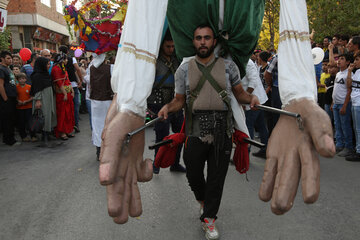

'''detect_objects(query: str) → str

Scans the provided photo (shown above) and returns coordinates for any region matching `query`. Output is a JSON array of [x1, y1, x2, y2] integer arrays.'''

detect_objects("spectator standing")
[[30, 57, 57, 146], [264, 54, 282, 134], [83, 58, 92, 130], [59, 46, 84, 133], [348, 36, 360, 55], [40, 49, 53, 74], [16, 73, 36, 142], [345, 52, 360, 161], [12, 64, 21, 77], [323, 36, 331, 61], [324, 62, 338, 123], [241, 59, 268, 158], [318, 59, 330, 109], [0, 51, 18, 145], [21, 53, 38, 85], [12, 54, 23, 67], [332, 53, 354, 157], [51, 53, 75, 140]]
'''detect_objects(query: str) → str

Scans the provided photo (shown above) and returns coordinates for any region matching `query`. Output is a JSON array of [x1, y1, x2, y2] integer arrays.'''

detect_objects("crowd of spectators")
[[249, 34, 360, 161], [0, 46, 95, 147]]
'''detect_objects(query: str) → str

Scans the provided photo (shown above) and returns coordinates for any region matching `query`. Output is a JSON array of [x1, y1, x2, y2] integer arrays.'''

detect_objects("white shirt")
[[71, 57, 79, 88], [333, 69, 351, 104], [241, 59, 268, 110], [351, 69, 360, 106]]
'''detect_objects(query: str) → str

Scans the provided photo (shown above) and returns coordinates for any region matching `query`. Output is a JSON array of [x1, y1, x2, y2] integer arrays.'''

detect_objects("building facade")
[[6, 0, 70, 53]]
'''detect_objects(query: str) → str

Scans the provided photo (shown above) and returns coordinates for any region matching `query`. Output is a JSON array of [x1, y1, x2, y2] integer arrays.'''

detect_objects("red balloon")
[[19, 48, 32, 62]]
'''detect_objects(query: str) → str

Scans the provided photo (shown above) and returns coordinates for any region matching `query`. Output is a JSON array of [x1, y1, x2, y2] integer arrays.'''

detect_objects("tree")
[[0, 28, 11, 52], [258, 0, 280, 51], [307, 0, 360, 43]]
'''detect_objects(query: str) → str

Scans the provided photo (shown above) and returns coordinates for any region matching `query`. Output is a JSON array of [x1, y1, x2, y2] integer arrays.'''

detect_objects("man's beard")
[[196, 45, 215, 58]]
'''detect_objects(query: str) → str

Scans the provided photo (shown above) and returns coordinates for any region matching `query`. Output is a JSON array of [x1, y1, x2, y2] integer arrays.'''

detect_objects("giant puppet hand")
[[99, 95, 153, 224], [258, 98, 335, 215]]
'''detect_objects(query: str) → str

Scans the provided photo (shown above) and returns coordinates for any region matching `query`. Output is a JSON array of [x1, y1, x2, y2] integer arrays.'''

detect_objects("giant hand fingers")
[[299, 138, 320, 203]]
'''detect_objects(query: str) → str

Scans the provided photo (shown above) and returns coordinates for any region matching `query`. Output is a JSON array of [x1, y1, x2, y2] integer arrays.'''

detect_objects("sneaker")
[[337, 148, 353, 157], [345, 153, 360, 162], [170, 164, 186, 173], [31, 137, 38, 142], [202, 218, 219, 240], [22, 137, 31, 142], [252, 148, 267, 159], [153, 166, 160, 174]]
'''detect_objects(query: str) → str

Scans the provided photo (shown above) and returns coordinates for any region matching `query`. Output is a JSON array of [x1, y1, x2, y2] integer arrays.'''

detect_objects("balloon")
[[312, 47, 325, 65], [19, 48, 32, 62], [74, 49, 83, 58]]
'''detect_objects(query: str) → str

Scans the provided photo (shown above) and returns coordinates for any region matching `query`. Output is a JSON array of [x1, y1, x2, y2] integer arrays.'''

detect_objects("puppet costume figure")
[[100, 0, 335, 238], [89, 53, 114, 160]]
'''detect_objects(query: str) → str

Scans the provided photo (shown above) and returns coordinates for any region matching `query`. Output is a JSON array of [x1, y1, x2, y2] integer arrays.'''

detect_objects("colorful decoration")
[[74, 48, 83, 57], [19, 48, 32, 62], [64, 0, 128, 55]]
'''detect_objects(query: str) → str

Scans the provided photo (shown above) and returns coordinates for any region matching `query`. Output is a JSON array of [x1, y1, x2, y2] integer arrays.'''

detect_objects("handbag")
[[30, 109, 45, 133]]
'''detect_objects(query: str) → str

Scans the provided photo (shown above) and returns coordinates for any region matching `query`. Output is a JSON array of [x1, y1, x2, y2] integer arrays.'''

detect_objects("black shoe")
[[336, 147, 344, 153], [252, 148, 267, 159], [96, 147, 101, 161], [345, 153, 360, 162], [170, 164, 186, 173], [74, 126, 80, 133]]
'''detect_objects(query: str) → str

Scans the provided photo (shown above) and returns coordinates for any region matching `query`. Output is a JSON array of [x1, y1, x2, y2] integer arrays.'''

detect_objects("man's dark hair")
[[0, 50, 12, 59], [352, 36, 360, 48], [163, 29, 173, 42], [259, 51, 271, 62], [333, 34, 341, 40], [12, 54, 21, 59], [339, 53, 354, 63], [59, 45, 69, 54], [340, 35, 350, 42], [15, 72, 27, 80], [193, 23, 215, 38], [324, 36, 332, 42], [12, 64, 21, 69], [30, 53, 38, 62]]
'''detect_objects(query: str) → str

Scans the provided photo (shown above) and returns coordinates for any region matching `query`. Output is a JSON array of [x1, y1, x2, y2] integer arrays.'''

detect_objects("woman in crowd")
[[30, 57, 57, 145], [51, 53, 75, 140]]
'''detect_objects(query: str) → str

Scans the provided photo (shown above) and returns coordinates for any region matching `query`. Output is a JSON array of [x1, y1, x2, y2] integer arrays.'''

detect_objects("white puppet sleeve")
[[278, 0, 317, 106], [111, 0, 168, 117]]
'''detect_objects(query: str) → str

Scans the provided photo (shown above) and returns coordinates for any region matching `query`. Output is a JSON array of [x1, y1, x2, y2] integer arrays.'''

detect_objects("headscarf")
[[30, 57, 52, 96], [53, 52, 67, 74]]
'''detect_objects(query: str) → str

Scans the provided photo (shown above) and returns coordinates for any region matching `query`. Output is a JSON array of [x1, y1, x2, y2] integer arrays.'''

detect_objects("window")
[[41, 0, 51, 7], [56, 0, 63, 14]]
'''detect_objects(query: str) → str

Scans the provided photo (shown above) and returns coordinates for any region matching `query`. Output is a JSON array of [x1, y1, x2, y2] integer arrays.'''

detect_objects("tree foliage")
[[258, 0, 280, 51], [0, 28, 11, 52], [307, 0, 360, 43]]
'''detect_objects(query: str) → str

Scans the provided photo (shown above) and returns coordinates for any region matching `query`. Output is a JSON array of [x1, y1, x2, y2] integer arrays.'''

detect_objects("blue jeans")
[[86, 99, 92, 130], [333, 103, 353, 149], [324, 104, 333, 123], [245, 109, 268, 148], [271, 86, 282, 130], [352, 105, 360, 153], [73, 87, 80, 127]]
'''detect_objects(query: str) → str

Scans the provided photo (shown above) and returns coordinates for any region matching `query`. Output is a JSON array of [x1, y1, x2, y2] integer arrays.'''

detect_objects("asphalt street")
[[1, 115, 360, 240]]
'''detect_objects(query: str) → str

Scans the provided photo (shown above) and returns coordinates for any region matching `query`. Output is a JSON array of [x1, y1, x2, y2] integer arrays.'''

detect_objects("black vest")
[[65, 57, 78, 83]]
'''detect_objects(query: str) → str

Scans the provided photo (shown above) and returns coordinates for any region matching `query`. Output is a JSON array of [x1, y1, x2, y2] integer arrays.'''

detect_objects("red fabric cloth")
[[232, 129, 250, 174], [154, 119, 186, 168], [51, 65, 75, 137]]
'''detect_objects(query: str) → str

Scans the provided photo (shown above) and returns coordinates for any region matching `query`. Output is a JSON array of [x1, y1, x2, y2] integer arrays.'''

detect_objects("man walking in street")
[[0, 51, 19, 146], [148, 30, 186, 174], [158, 24, 259, 240]]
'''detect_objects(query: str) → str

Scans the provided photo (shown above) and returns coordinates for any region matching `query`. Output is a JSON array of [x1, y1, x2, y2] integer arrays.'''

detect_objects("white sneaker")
[[202, 218, 219, 240]]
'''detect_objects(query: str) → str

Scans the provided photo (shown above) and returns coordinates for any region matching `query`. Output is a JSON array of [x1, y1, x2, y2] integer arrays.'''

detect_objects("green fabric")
[[167, 0, 264, 78]]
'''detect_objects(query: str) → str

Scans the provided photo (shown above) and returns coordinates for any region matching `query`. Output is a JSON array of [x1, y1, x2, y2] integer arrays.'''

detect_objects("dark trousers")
[[183, 136, 232, 221], [1, 97, 17, 145], [149, 103, 184, 166], [17, 108, 35, 139], [73, 87, 80, 127], [270, 86, 282, 133], [245, 109, 268, 147]]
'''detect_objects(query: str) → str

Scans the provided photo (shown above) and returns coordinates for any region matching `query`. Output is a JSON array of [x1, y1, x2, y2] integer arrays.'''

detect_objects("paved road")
[[1, 115, 360, 240]]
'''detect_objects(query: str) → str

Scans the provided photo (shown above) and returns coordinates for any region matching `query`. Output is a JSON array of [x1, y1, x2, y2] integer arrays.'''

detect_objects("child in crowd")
[[332, 53, 354, 157], [12, 64, 21, 78], [324, 62, 338, 122], [16, 73, 36, 142], [318, 59, 330, 108], [346, 52, 360, 161]]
